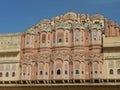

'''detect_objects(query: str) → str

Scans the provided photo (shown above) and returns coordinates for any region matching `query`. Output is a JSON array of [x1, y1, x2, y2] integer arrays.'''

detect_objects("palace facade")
[[0, 12, 120, 84]]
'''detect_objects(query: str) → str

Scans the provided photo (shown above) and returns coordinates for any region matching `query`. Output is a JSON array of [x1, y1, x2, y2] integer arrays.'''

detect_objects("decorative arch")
[[99, 62, 103, 76], [93, 61, 99, 71], [21, 64, 27, 80], [27, 64, 31, 80], [54, 58, 63, 69], [25, 34, 34, 48], [92, 61, 100, 79], [64, 60, 69, 77], [74, 29, 80, 42], [43, 62, 50, 80], [57, 29, 64, 43], [41, 33, 46, 43], [73, 60, 80, 75], [54, 58, 63, 79], [38, 62, 44, 69], [84, 61, 91, 79], [81, 61, 85, 76]]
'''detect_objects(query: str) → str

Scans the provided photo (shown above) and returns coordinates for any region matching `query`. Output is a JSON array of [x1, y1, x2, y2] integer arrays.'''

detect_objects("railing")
[[0, 79, 120, 86]]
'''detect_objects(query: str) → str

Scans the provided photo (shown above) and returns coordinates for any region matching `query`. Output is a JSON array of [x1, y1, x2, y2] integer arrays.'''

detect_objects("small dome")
[[81, 14, 86, 19], [64, 12, 77, 20], [91, 14, 104, 20], [39, 19, 50, 24]]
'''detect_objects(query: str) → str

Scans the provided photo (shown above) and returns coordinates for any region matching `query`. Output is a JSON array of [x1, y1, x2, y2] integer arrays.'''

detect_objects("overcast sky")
[[0, 0, 120, 33]]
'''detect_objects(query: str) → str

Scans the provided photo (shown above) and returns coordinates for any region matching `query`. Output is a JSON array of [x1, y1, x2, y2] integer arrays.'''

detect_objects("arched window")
[[109, 69, 114, 74], [36, 72, 38, 75], [42, 34, 46, 43], [40, 71, 43, 75], [45, 72, 48, 75], [57, 69, 61, 75], [65, 70, 68, 74], [51, 70, 54, 75], [0, 72, 2, 77], [95, 71, 98, 74], [75, 70, 79, 74], [23, 73, 26, 76], [12, 72, 15, 77], [81, 71, 84, 74], [58, 38, 62, 43], [57, 31, 63, 43], [75, 32, 80, 42], [117, 69, 120, 74], [6, 72, 9, 77]]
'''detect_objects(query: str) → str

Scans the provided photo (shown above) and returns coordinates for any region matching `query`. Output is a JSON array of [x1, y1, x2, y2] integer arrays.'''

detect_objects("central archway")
[[54, 58, 63, 79]]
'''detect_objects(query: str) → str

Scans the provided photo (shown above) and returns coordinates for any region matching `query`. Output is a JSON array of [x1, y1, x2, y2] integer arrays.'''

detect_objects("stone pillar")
[[92, 62, 94, 81], [62, 61, 64, 80], [98, 63, 100, 80], [44, 63, 45, 80]]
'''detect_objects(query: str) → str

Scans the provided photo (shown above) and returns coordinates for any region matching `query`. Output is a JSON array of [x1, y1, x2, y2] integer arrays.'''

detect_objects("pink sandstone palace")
[[0, 12, 120, 84]]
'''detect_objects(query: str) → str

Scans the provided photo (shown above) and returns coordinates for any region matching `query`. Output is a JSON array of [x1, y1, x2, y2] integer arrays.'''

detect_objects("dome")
[[63, 12, 77, 20]]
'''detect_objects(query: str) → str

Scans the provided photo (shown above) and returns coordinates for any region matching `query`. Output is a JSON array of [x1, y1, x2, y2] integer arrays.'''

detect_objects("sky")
[[0, 0, 120, 34]]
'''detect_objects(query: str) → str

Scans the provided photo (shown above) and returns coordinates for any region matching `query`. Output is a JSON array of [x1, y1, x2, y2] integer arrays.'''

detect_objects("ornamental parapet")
[[25, 12, 106, 34]]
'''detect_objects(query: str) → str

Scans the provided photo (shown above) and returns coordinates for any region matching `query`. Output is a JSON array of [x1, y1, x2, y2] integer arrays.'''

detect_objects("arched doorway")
[[54, 59, 63, 79]]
